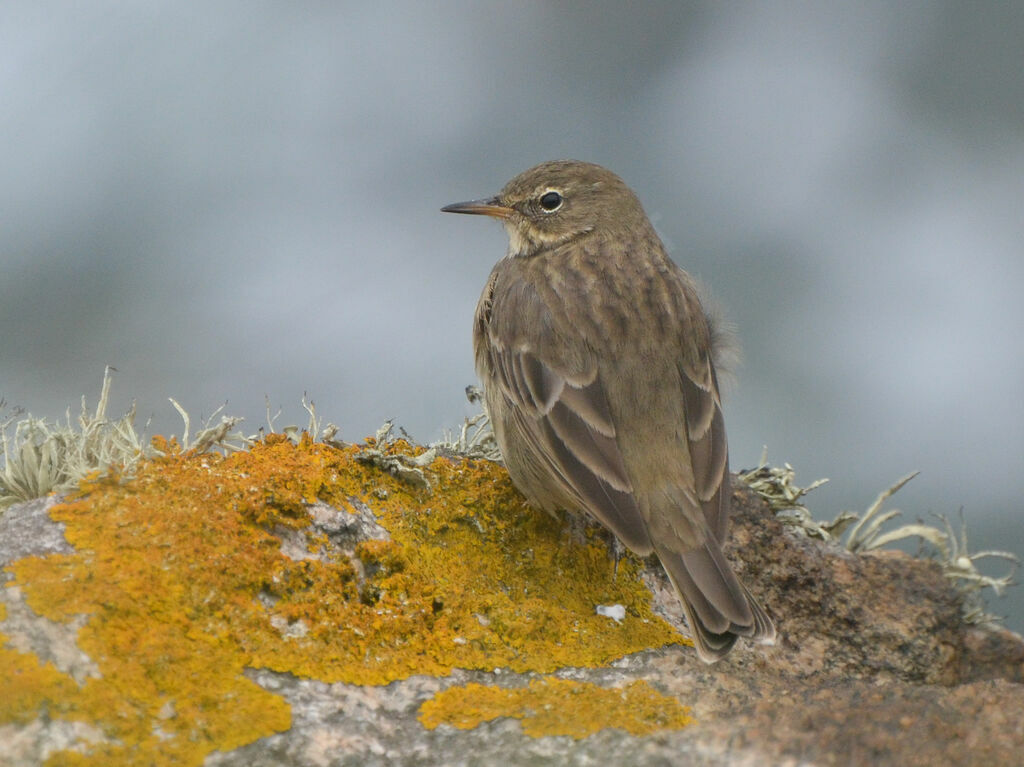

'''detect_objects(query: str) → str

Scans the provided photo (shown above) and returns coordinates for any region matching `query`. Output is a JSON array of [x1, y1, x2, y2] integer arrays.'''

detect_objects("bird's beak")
[[441, 196, 514, 220]]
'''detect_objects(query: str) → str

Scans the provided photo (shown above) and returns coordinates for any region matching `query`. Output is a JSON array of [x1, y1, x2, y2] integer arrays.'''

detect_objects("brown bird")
[[442, 160, 774, 662]]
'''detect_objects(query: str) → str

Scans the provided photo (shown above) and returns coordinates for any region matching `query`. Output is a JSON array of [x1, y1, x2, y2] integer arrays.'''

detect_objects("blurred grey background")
[[2, 3, 1022, 632]]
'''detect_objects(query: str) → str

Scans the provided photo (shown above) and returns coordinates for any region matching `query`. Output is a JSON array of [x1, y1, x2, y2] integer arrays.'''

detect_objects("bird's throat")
[[503, 222, 593, 260]]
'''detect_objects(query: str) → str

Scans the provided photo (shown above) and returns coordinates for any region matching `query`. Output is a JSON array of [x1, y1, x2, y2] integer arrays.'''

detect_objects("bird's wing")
[[678, 353, 730, 542], [488, 340, 653, 554]]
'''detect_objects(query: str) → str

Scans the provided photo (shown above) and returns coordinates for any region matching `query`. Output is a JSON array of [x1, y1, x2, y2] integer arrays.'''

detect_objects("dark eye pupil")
[[539, 191, 562, 211]]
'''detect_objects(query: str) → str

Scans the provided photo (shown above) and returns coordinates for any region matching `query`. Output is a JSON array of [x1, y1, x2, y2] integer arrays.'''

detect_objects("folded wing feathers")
[[679, 358, 729, 504], [489, 340, 772, 663], [519, 351, 564, 413], [495, 346, 651, 552], [539, 415, 651, 552]]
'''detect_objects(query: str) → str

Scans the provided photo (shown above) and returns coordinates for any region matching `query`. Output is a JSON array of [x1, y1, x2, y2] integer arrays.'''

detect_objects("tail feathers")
[[657, 541, 775, 663], [740, 583, 776, 646]]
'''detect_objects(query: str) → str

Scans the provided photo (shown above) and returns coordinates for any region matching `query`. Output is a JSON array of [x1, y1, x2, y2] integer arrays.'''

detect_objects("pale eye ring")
[[539, 190, 563, 212]]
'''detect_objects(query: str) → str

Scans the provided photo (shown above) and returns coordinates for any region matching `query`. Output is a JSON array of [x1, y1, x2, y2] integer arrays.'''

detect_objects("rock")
[[1, 439, 1021, 766]]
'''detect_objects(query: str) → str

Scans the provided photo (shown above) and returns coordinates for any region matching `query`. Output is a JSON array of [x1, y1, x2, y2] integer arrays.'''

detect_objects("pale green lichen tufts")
[[842, 471, 922, 552], [1, 367, 250, 510], [261, 394, 345, 448], [0, 367, 145, 508], [164, 398, 250, 454], [842, 474, 1019, 625]]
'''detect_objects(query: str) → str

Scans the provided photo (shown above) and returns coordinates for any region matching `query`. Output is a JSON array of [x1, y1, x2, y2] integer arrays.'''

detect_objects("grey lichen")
[[354, 421, 436, 491], [433, 385, 502, 463], [736, 452, 849, 540]]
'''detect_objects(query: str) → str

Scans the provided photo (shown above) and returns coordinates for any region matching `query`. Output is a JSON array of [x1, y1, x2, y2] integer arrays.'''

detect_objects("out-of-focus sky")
[[2, 2, 1022, 632]]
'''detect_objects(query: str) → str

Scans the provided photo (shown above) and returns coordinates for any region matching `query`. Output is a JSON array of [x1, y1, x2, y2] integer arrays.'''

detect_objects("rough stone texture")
[[723, 486, 969, 685], [2, 480, 1023, 766], [0, 495, 73, 561]]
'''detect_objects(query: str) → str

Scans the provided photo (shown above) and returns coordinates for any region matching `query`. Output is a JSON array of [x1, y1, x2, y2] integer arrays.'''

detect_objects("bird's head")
[[442, 160, 647, 258]]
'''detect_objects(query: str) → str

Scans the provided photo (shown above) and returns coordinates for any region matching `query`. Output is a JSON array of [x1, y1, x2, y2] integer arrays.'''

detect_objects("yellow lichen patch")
[[418, 676, 694, 739], [2, 435, 683, 765]]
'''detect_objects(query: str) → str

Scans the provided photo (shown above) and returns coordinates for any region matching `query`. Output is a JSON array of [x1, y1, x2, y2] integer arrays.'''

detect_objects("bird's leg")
[[610, 535, 626, 582], [563, 512, 625, 581], [563, 509, 590, 547]]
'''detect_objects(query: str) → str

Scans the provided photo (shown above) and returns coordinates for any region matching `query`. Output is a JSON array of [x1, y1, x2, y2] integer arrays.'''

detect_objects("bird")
[[441, 160, 774, 662]]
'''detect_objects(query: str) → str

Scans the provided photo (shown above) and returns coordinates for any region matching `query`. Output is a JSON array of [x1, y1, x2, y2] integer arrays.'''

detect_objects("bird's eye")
[[539, 191, 563, 212]]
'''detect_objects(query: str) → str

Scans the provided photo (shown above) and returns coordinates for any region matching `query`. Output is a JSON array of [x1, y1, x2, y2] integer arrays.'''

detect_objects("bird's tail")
[[655, 540, 775, 663]]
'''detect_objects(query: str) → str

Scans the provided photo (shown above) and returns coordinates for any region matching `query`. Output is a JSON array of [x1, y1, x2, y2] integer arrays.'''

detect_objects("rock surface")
[[2, 449, 1022, 767]]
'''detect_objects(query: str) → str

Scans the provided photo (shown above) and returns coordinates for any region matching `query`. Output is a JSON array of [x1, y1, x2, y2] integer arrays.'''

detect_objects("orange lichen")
[[418, 676, 694, 739], [2, 434, 684, 765]]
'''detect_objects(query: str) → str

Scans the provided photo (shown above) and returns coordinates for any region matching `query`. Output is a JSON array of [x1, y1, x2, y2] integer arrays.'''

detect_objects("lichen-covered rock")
[[1, 435, 1022, 766]]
